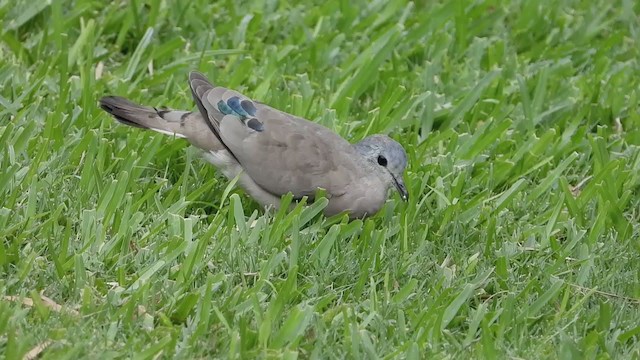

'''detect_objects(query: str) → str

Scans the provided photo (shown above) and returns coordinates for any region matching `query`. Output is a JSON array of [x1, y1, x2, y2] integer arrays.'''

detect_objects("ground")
[[1, 0, 639, 358]]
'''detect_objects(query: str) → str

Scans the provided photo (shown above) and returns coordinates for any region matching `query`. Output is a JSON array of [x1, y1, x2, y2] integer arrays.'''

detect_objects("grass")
[[1, 0, 640, 358]]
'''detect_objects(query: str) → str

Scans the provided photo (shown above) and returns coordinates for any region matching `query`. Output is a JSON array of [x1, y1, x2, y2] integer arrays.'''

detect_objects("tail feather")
[[99, 96, 225, 151], [99, 96, 191, 138]]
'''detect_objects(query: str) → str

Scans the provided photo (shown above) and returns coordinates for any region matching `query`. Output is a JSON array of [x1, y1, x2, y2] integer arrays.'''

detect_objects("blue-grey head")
[[353, 134, 409, 201]]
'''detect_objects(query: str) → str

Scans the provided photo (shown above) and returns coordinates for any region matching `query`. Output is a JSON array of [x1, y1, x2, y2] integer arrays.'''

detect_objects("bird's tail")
[[99, 96, 193, 138], [99, 96, 225, 151]]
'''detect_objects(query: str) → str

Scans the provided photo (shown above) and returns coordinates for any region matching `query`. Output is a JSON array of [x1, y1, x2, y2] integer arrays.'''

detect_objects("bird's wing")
[[188, 71, 365, 198]]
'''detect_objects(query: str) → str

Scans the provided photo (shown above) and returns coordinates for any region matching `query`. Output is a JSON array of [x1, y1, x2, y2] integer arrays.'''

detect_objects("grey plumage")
[[99, 71, 408, 218]]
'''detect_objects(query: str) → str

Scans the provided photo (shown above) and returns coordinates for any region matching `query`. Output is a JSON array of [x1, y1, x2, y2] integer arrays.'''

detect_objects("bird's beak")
[[392, 175, 409, 201]]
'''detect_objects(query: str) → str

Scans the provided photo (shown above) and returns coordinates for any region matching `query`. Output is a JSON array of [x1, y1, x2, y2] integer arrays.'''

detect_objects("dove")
[[99, 71, 408, 218]]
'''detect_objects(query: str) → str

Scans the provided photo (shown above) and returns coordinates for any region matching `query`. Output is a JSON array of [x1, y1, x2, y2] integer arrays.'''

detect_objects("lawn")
[[1, 0, 640, 358]]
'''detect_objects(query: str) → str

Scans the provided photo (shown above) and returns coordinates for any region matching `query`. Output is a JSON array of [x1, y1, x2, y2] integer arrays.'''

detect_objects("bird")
[[99, 71, 408, 219]]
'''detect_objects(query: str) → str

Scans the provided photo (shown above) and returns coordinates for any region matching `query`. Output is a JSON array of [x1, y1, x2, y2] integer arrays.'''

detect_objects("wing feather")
[[188, 71, 365, 198]]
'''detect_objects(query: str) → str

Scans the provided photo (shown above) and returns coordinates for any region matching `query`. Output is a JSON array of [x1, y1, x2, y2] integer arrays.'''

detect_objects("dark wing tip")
[[188, 70, 204, 79], [188, 71, 211, 85], [188, 71, 215, 97]]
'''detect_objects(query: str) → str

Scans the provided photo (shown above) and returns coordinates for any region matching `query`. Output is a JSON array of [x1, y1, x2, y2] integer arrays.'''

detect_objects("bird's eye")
[[377, 155, 388, 167]]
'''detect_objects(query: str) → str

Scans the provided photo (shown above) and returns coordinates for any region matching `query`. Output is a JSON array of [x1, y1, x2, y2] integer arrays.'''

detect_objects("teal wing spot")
[[217, 100, 234, 115]]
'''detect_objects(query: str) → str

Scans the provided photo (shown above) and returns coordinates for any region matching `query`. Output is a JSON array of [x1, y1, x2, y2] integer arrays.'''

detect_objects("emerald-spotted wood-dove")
[[99, 72, 408, 218]]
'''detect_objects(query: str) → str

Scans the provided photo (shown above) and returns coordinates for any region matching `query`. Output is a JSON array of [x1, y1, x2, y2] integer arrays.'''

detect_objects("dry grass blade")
[[5, 295, 80, 316], [23, 340, 53, 360]]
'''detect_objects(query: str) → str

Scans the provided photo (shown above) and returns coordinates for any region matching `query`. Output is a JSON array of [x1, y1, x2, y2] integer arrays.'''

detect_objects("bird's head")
[[354, 135, 409, 201]]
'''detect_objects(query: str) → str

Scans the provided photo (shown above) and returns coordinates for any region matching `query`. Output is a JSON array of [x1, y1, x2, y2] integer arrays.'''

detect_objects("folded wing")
[[188, 72, 363, 199]]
